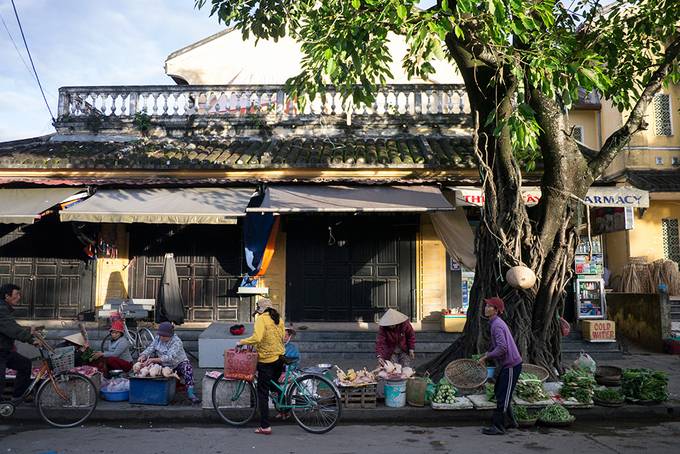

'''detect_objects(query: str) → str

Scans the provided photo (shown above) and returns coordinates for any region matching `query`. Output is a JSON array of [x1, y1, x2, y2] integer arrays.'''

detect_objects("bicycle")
[[100, 300, 155, 361], [0, 334, 98, 428], [211, 358, 342, 434]]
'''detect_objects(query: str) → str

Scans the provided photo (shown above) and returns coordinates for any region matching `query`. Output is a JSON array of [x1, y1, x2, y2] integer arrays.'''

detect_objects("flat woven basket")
[[595, 365, 622, 379], [444, 359, 487, 389], [522, 364, 550, 382]]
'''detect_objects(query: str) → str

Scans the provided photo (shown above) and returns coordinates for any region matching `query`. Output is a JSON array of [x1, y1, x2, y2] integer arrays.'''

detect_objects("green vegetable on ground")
[[622, 368, 668, 402], [538, 404, 573, 423], [560, 368, 596, 403], [433, 378, 458, 405], [594, 388, 623, 402], [514, 405, 535, 421], [516, 373, 548, 402], [485, 383, 496, 402]]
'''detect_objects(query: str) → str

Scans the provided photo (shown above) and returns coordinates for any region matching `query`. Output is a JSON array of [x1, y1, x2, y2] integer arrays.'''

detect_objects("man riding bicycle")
[[0, 284, 39, 401]]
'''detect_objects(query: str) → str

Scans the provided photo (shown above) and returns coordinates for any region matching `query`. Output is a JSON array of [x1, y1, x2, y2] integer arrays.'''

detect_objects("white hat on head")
[[256, 298, 273, 314], [63, 333, 87, 346], [378, 309, 409, 327]]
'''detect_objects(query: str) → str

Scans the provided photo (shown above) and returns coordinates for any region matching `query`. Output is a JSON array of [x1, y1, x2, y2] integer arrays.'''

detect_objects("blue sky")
[[0, 0, 225, 141]]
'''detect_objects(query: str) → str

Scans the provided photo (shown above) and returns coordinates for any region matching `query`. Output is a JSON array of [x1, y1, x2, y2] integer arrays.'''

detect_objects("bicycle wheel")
[[286, 374, 342, 434], [136, 328, 154, 355], [99, 334, 111, 352], [36, 372, 98, 428], [212, 374, 258, 426]]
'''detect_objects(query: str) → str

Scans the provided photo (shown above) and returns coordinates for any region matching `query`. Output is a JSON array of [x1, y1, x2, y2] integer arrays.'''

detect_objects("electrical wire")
[[9, 0, 55, 123]]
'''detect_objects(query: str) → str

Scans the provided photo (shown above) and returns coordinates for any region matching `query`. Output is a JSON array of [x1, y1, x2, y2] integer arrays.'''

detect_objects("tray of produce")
[[334, 367, 377, 387], [559, 368, 596, 404], [593, 388, 624, 407], [621, 368, 668, 403], [514, 405, 538, 428], [537, 404, 575, 427]]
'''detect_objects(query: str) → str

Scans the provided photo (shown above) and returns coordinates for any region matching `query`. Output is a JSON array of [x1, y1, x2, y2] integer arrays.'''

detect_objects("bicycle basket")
[[48, 346, 75, 374]]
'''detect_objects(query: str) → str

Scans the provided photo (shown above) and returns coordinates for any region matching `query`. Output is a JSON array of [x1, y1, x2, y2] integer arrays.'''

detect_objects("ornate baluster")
[[459, 90, 466, 113], [414, 89, 422, 115]]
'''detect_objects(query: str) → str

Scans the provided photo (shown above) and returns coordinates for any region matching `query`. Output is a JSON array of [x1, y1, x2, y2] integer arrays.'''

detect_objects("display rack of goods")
[[334, 366, 377, 387], [622, 368, 668, 404], [559, 368, 596, 404]]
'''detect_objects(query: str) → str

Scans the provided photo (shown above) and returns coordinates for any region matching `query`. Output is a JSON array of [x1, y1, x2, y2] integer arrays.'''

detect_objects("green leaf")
[[352, 0, 361, 10], [397, 4, 407, 20]]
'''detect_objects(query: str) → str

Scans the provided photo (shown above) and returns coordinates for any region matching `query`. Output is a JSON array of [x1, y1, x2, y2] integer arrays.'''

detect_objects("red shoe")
[[255, 427, 272, 435]]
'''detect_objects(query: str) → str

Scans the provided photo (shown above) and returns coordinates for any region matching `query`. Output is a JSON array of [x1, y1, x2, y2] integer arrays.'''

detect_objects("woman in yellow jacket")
[[238, 298, 285, 435]]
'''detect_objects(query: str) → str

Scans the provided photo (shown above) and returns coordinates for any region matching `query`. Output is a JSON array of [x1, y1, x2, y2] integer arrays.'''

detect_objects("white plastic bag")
[[573, 352, 596, 373], [102, 377, 130, 392]]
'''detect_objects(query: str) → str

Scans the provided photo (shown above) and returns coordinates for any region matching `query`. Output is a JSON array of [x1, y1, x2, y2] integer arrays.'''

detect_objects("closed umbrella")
[[156, 253, 185, 325]]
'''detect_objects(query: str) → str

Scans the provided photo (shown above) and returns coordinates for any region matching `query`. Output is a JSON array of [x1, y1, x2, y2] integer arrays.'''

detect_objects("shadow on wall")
[[106, 270, 128, 302]]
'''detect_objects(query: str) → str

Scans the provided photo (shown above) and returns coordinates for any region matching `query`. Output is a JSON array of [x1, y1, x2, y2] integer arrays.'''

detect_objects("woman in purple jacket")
[[479, 297, 523, 435]]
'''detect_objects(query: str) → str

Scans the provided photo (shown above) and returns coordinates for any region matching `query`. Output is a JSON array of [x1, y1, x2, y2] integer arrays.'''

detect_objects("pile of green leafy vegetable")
[[516, 372, 549, 402], [538, 404, 573, 423], [593, 388, 624, 402], [560, 368, 596, 403], [514, 405, 536, 421], [485, 383, 496, 402], [433, 378, 458, 404], [622, 368, 668, 402]]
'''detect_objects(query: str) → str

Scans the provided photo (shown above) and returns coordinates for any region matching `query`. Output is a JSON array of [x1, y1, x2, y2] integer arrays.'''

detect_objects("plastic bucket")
[[384, 379, 407, 408], [406, 377, 427, 407], [487, 367, 496, 379]]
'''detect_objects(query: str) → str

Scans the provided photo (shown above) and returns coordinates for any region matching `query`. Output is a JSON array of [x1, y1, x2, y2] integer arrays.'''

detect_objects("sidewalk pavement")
[[8, 349, 680, 425]]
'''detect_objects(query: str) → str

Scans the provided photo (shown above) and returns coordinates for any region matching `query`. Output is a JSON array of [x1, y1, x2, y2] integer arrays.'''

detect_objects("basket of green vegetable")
[[559, 368, 596, 404], [537, 404, 575, 427], [593, 388, 624, 407], [622, 368, 668, 404], [522, 364, 550, 382], [516, 372, 549, 402], [514, 405, 537, 428], [432, 378, 458, 405]]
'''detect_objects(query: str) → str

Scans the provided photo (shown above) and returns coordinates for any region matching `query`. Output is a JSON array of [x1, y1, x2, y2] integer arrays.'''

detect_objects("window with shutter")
[[654, 94, 673, 136], [662, 218, 680, 264]]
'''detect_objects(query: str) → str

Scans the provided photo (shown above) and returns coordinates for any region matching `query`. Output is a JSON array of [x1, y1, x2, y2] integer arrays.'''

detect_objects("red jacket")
[[376, 321, 416, 360]]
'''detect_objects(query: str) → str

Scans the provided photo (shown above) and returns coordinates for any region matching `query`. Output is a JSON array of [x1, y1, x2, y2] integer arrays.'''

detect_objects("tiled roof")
[[627, 170, 680, 192], [0, 135, 476, 170]]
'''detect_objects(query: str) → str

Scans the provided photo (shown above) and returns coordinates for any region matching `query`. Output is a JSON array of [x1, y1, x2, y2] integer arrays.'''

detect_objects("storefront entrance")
[[286, 215, 417, 322], [128, 225, 247, 322], [0, 221, 95, 319]]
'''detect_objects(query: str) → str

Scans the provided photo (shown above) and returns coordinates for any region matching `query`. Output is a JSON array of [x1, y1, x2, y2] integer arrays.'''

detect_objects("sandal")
[[255, 427, 272, 435]]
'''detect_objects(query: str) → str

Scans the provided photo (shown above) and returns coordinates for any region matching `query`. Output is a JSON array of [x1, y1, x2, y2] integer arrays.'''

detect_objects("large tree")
[[197, 0, 680, 374]]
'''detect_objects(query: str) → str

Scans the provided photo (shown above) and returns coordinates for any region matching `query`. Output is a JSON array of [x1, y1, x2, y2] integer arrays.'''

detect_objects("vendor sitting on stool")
[[376, 309, 416, 367], [138, 322, 200, 404], [91, 320, 133, 374]]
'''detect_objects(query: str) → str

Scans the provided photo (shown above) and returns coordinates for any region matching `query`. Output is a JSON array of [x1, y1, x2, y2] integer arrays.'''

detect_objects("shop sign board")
[[452, 187, 649, 208], [581, 320, 616, 342]]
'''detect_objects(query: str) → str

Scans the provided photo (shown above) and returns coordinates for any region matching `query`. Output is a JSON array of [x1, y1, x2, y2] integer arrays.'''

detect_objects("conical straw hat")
[[63, 333, 87, 346], [378, 309, 409, 327]]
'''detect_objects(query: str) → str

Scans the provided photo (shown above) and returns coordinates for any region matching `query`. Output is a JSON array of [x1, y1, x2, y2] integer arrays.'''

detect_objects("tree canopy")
[[196, 0, 680, 373], [196, 0, 679, 170]]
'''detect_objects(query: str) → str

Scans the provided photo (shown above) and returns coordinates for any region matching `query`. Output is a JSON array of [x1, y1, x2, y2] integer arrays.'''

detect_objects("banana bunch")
[[335, 366, 376, 386]]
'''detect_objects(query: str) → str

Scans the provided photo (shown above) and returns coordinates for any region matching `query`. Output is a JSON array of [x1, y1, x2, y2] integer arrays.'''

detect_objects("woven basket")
[[444, 359, 487, 389], [48, 346, 75, 375], [522, 364, 550, 382], [595, 366, 622, 379]]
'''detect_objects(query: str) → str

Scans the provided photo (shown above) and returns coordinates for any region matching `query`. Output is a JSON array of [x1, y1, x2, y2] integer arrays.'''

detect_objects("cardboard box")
[[581, 320, 616, 342], [441, 315, 466, 333]]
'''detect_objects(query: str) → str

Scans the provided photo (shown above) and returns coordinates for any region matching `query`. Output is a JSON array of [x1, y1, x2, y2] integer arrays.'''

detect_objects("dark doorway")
[[286, 215, 417, 322], [128, 224, 246, 322], [0, 221, 95, 319]]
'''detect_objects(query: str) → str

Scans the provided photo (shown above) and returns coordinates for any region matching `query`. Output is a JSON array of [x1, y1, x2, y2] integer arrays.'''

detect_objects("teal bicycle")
[[211, 359, 342, 434]]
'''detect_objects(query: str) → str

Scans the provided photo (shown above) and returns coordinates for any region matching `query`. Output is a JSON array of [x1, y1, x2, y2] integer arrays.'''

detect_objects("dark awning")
[[59, 188, 254, 224], [0, 188, 85, 224], [246, 185, 454, 213]]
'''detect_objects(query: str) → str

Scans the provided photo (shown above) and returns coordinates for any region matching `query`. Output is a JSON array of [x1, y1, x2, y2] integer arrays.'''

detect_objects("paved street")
[[1, 420, 679, 454]]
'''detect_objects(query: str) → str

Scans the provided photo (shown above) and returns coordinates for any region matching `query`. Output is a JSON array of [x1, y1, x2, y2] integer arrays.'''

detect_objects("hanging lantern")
[[506, 266, 537, 289]]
